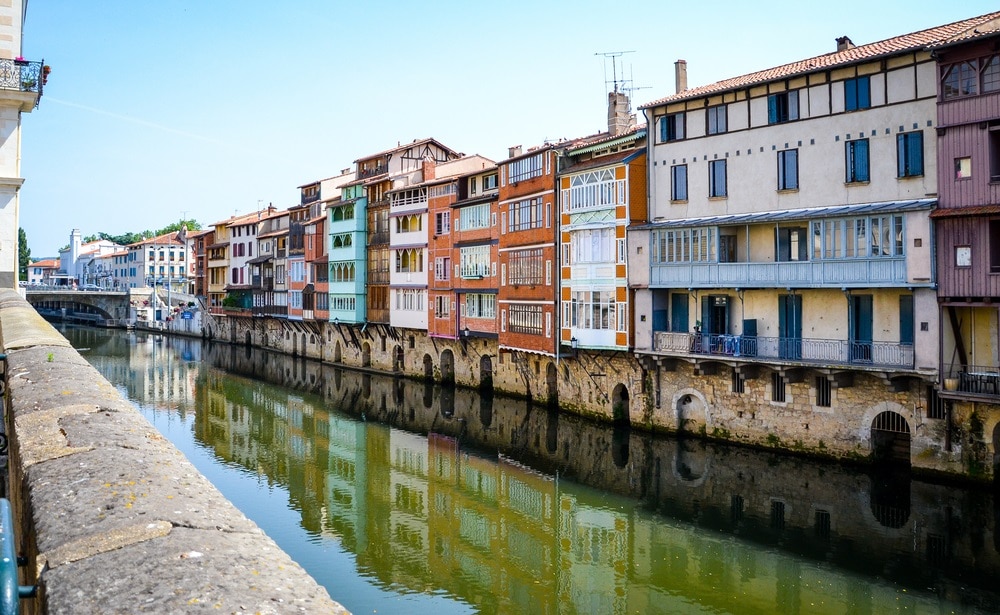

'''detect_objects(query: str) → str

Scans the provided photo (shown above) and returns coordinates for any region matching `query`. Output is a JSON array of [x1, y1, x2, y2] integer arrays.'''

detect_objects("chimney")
[[508, 145, 522, 158], [341, 168, 350, 175], [836, 36, 854, 52], [422, 156, 435, 182], [675, 59, 688, 94], [607, 91, 636, 137]]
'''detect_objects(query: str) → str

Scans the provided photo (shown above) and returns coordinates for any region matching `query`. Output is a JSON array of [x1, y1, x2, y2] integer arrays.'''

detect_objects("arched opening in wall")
[[362, 343, 371, 368], [334, 341, 342, 364], [393, 345, 404, 373], [869, 471, 911, 529], [479, 355, 494, 394], [423, 354, 433, 381], [676, 393, 705, 435], [870, 411, 911, 468], [611, 384, 630, 426], [674, 439, 709, 482], [440, 349, 455, 385], [546, 362, 558, 407], [423, 381, 434, 409], [301, 333, 307, 353], [245, 331, 252, 348]]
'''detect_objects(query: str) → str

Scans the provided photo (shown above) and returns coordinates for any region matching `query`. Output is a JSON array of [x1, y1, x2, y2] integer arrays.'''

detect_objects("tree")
[[17, 227, 29, 280]]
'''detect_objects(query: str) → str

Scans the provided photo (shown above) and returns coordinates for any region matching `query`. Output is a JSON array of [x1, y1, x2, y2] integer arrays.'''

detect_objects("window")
[[434, 257, 450, 281], [771, 372, 786, 402], [707, 105, 727, 135], [508, 153, 544, 183], [508, 197, 544, 231], [777, 149, 798, 190], [563, 169, 622, 211], [459, 203, 491, 230], [508, 248, 543, 285], [657, 112, 685, 143], [508, 304, 543, 335], [330, 263, 355, 282], [483, 174, 498, 190], [395, 288, 424, 311], [470, 177, 478, 194], [844, 76, 870, 111], [652, 228, 716, 263], [460, 245, 491, 278], [845, 139, 869, 183], [942, 60, 978, 99], [732, 370, 745, 394], [569, 290, 616, 330], [671, 164, 688, 201], [395, 214, 422, 233], [434, 295, 450, 318], [897, 132, 924, 178], [767, 91, 799, 124], [709, 159, 727, 197], [815, 376, 832, 407], [991, 130, 1000, 182], [435, 211, 450, 235], [776, 227, 808, 261], [990, 220, 1000, 273], [955, 156, 972, 179], [395, 248, 424, 273], [570, 228, 614, 264], [464, 293, 496, 318], [812, 215, 903, 259]]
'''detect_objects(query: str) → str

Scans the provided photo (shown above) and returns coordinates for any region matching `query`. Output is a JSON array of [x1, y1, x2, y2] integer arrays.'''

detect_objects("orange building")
[[497, 145, 562, 357]]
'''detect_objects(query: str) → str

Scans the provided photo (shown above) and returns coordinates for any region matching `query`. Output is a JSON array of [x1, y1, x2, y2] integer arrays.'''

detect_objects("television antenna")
[[595, 50, 650, 108]]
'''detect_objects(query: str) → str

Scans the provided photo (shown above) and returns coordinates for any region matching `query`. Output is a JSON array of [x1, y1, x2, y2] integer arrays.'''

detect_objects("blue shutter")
[[858, 140, 869, 181], [845, 78, 857, 111], [858, 77, 870, 109], [767, 95, 777, 124], [659, 116, 668, 142], [788, 91, 799, 120], [909, 132, 923, 176]]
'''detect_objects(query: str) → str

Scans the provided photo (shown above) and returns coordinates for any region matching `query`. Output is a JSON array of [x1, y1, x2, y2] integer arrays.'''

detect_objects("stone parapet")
[[0, 290, 347, 614]]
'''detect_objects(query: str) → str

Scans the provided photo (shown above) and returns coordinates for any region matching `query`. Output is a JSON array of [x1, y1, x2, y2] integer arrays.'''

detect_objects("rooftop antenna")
[[595, 50, 634, 93]]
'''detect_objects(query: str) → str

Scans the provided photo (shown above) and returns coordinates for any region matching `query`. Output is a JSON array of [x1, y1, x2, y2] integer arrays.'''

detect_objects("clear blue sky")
[[18, 1, 999, 257]]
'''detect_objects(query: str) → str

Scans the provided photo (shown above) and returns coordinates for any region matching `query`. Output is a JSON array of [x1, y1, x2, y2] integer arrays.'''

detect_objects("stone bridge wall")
[[0, 291, 346, 614]]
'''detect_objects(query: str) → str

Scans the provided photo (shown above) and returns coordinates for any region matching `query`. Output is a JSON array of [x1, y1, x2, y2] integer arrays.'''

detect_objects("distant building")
[[26, 258, 58, 285], [57, 229, 120, 286]]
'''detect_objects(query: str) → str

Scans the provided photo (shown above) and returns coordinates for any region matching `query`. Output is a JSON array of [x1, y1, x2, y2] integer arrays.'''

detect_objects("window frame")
[[767, 90, 799, 124], [708, 159, 727, 198], [845, 138, 870, 183], [670, 164, 688, 201], [657, 112, 686, 143], [896, 131, 924, 178], [777, 149, 799, 191], [844, 76, 871, 111], [706, 105, 727, 135]]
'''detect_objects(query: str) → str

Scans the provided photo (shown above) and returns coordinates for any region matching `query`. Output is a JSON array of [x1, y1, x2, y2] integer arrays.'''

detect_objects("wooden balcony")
[[940, 365, 1000, 401], [652, 331, 914, 369], [650, 258, 908, 289]]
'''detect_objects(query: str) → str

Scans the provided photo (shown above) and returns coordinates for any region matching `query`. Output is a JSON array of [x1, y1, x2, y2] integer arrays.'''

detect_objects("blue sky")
[[18, 1, 999, 256]]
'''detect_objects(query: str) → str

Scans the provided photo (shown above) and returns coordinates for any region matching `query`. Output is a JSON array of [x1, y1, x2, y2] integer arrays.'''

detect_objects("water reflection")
[[69, 327, 1000, 614]]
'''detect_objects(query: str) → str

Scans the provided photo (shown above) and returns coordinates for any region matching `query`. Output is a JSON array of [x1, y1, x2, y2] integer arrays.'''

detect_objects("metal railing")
[[942, 365, 1000, 398], [653, 332, 914, 368], [0, 58, 44, 105]]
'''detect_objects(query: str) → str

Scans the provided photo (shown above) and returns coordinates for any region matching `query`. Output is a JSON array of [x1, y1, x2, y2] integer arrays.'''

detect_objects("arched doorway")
[[479, 355, 493, 393], [362, 342, 371, 368], [546, 362, 558, 406], [612, 383, 630, 426], [675, 391, 707, 435], [393, 345, 404, 373], [870, 411, 911, 467], [440, 349, 455, 385], [333, 341, 342, 364], [423, 354, 433, 381]]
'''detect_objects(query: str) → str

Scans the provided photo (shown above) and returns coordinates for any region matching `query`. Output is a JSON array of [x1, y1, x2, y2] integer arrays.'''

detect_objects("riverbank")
[[0, 290, 348, 613]]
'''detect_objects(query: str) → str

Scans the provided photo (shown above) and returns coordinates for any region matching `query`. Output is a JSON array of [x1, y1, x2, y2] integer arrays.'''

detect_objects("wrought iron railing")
[[653, 332, 914, 368], [941, 365, 1000, 398], [0, 59, 45, 104]]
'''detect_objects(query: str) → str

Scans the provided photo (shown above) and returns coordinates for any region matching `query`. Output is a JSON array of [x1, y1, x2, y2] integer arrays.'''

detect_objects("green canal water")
[[66, 325, 1000, 614]]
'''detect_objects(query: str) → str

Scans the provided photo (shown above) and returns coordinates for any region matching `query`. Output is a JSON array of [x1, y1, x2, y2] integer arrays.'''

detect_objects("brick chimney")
[[422, 156, 435, 182], [836, 36, 854, 52], [607, 91, 636, 137], [675, 59, 687, 94]]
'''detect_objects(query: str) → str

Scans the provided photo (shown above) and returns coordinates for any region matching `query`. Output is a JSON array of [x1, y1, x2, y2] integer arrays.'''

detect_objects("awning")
[[631, 198, 936, 230]]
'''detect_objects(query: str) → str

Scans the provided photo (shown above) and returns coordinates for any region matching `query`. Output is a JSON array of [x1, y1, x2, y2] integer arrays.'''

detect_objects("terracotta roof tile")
[[640, 11, 1000, 109]]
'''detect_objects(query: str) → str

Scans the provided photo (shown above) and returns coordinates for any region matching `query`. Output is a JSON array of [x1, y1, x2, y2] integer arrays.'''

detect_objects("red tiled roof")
[[929, 204, 1000, 218], [352, 138, 459, 164], [30, 258, 59, 268], [640, 11, 1000, 109]]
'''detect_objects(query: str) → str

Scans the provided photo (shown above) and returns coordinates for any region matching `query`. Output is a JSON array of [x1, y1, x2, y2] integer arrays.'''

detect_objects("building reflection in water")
[[72, 327, 1000, 614]]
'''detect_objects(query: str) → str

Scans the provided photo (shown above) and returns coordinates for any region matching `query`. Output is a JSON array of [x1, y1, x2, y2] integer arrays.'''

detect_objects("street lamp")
[[570, 336, 578, 358]]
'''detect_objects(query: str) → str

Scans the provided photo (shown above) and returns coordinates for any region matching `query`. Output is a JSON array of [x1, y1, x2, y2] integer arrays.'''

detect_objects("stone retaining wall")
[[0, 291, 347, 614]]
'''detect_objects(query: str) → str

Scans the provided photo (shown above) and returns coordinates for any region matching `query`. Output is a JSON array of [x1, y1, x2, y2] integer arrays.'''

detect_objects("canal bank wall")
[[202, 310, 999, 481], [0, 291, 348, 614]]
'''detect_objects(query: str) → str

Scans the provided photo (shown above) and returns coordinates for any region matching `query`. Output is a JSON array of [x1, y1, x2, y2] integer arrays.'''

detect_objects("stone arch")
[[870, 409, 911, 467], [333, 341, 342, 364], [868, 471, 911, 529], [362, 342, 371, 368], [672, 439, 711, 486], [673, 388, 709, 434], [611, 383, 630, 426], [546, 362, 558, 406], [393, 345, 404, 373], [301, 333, 307, 354], [423, 354, 433, 381], [440, 349, 455, 385], [479, 355, 493, 393]]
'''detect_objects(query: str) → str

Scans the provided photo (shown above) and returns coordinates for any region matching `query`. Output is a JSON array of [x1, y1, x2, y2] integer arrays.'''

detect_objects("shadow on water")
[[66, 327, 1000, 613]]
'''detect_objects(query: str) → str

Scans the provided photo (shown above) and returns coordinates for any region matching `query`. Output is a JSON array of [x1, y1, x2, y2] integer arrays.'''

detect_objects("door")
[[850, 295, 873, 362], [670, 293, 689, 332], [702, 295, 729, 353], [778, 294, 802, 359], [899, 295, 913, 345]]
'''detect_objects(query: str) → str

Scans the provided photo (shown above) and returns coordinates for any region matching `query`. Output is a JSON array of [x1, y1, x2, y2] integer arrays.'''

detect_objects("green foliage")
[[766, 433, 781, 447], [81, 219, 203, 247], [221, 294, 239, 308], [17, 227, 30, 280]]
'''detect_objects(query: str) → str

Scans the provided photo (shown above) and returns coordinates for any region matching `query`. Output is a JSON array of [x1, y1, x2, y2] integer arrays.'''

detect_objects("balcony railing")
[[653, 332, 914, 369], [942, 365, 1000, 399], [0, 59, 45, 105], [650, 258, 907, 288]]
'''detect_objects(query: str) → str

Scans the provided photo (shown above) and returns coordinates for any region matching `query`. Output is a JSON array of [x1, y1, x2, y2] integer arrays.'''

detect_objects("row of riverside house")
[[193, 11, 1000, 478]]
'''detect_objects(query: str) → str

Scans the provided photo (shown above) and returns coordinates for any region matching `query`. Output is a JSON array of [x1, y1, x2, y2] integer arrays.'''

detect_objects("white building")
[[57, 229, 120, 286], [121, 231, 190, 290], [0, 0, 41, 288]]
